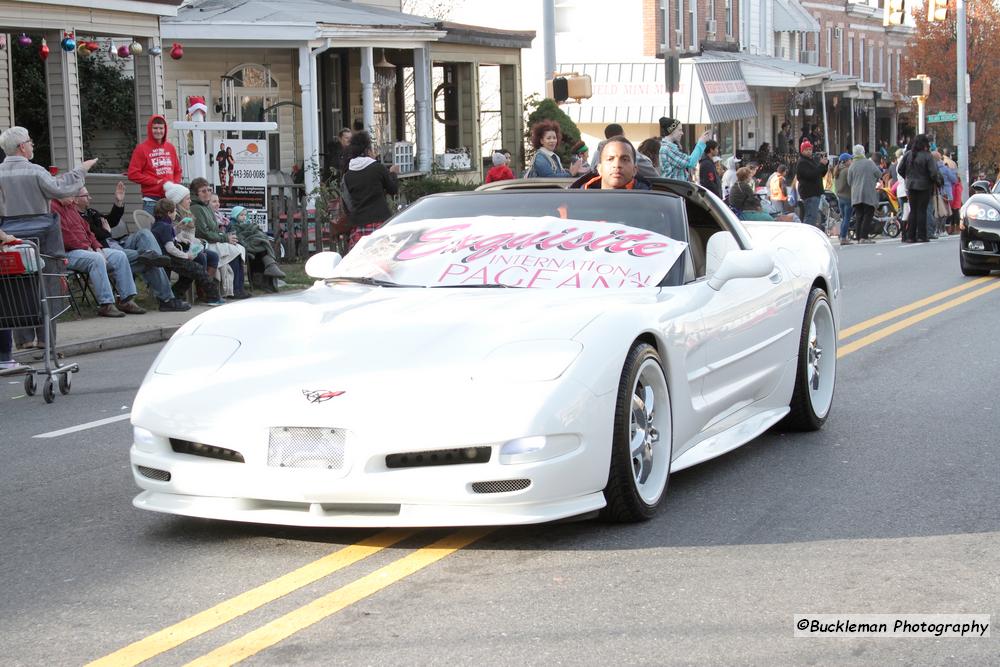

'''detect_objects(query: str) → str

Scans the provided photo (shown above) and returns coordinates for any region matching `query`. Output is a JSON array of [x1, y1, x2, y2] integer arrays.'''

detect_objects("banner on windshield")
[[334, 217, 687, 288]]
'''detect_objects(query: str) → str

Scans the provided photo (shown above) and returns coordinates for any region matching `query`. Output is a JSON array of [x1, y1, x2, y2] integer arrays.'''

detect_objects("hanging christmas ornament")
[[170, 42, 183, 60], [39, 38, 49, 61], [77, 43, 92, 58], [117, 44, 131, 58], [108, 40, 116, 58], [87, 41, 100, 52], [148, 44, 162, 56], [0, 35, 7, 51], [129, 40, 143, 56], [18, 33, 32, 47], [61, 32, 76, 52]]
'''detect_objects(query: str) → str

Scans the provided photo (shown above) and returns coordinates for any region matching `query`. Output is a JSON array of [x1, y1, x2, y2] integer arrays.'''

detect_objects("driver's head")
[[595, 136, 638, 189]]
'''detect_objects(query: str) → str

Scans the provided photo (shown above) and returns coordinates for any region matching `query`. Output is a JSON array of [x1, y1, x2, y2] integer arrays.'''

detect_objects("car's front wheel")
[[602, 342, 672, 522], [782, 287, 836, 431]]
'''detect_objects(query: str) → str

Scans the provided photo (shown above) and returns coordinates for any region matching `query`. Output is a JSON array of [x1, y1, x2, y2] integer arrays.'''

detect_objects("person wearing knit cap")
[[128, 114, 182, 214], [795, 139, 829, 229], [847, 144, 882, 243], [228, 203, 286, 292], [485, 151, 514, 183], [658, 116, 713, 181], [163, 182, 190, 209]]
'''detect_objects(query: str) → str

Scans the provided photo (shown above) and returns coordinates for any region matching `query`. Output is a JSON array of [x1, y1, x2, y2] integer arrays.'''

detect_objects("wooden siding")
[[0, 3, 160, 36], [162, 48, 299, 174], [455, 62, 478, 163], [45, 37, 83, 170], [429, 44, 521, 66], [359, 0, 402, 11], [0, 33, 12, 130]]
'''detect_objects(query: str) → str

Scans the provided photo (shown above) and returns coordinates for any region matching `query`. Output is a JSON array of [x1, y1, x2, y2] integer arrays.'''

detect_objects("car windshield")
[[332, 191, 690, 289]]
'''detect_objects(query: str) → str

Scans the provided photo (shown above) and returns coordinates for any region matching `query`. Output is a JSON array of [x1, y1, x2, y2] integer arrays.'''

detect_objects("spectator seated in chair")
[[189, 177, 250, 300], [150, 199, 224, 306], [75, 181, 190, 313], [229, 205, 284, 293], [53, 193, 146, 317]]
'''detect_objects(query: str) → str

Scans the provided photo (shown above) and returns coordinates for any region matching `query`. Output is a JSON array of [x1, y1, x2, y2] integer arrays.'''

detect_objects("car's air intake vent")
[[471, 479, 531, 494], [137, 465, 171, 482], [170, 438, 245, 463], [386, 446, 491, 469]]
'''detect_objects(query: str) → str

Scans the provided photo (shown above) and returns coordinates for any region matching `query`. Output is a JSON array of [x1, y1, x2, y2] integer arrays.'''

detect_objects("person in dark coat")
[[795, 140, 829, 228], [698, 140, 722, 199], [896, 133, 942, 243], [342, 131, 400, 250]]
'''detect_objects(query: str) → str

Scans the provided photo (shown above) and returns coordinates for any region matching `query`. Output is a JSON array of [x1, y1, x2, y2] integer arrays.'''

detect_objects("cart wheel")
[[58, 371, 72, 395], [24, 373, 36, 396], [43, 378, 55, 403]]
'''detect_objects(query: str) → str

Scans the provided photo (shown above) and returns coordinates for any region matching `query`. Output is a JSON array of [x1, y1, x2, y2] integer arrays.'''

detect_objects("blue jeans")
[[838, 197, 853, 239], [802, 196, 822, 228], [109, 230, 174, 302], [142, 198, 159, 215], [67, 247, 137, 305]]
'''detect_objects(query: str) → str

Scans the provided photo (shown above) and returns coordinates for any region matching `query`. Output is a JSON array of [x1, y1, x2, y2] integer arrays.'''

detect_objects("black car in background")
[[960, 179, 1000, 275]]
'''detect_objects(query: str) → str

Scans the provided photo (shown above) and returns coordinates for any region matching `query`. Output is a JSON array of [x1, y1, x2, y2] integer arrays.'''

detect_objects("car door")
[[697, 231, 798, 426]]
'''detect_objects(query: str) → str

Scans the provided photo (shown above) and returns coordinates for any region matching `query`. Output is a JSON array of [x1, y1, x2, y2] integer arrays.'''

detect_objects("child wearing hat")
[[485, 151, 514, 183], [229, 206, 285, 293], [150, 198, 224, 306]]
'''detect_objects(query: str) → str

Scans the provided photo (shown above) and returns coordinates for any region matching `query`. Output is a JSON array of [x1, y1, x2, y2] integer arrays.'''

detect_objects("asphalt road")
[[2, 234, 997, 666]]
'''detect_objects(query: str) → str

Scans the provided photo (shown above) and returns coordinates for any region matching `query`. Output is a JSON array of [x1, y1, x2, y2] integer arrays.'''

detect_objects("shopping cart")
[[0, 238, 79, 403]]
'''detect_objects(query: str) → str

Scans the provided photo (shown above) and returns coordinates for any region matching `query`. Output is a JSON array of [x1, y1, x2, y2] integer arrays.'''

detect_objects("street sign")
[[927, 111, 958, 123]]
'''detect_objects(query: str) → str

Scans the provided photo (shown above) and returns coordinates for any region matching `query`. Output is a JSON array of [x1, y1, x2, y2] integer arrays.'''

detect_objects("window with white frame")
[[725, 0, 733, 36], [826, 28, 832, 68], [896, 52, 901, 92], [839, 30, 844, 73], [676, 0, 685, 47], [688, 0, 696, 49], [868, 44, 874, 82], [859, 37, 865, 80], [848, 36, 854, 76]]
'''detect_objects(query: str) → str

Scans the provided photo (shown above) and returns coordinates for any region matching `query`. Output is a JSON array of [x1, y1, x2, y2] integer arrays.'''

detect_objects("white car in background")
[[129, 180, 840, 527]]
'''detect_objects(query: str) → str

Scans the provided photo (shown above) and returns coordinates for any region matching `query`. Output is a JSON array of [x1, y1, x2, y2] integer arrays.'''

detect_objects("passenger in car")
[[570, 136, 652, 191]]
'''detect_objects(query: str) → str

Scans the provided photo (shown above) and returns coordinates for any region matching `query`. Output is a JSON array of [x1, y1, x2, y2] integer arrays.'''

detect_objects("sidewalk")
[[13, 303, 213, 362]]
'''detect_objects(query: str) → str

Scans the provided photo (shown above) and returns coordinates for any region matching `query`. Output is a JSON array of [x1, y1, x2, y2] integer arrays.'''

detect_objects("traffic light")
[[927, 0, 948, 22], [907, 76, 930, 97], [883, 0, 905, 26], [548, 77, 569, 103], [546, 74, 593, 104]]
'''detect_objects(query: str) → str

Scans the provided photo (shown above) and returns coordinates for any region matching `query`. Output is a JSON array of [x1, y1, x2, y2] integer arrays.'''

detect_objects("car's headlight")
[[965, 203, 1000, 221], [154, 335, 241, 376], [473, 340, 583, 382]]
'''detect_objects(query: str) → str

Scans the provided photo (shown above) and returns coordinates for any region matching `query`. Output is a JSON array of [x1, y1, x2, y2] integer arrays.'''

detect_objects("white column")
[[298, 46, 318, 199], [413, 46, 433, 172], [361, 47, 375, 134], [309, 47, 321, 200], [956, 0, 969, 200]]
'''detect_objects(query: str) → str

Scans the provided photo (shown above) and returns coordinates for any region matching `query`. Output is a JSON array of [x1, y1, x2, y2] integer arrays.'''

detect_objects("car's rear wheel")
[[602, 343, 672, 522], [959, 244, 990, 276], [781, 287, 836, 431]]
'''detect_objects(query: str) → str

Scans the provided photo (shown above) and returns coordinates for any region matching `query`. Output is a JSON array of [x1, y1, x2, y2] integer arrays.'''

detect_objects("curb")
[[12, 325, 181, 362]]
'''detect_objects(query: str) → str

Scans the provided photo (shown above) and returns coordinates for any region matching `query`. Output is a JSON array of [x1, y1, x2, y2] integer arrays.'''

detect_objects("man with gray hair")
[[0, 127, 98, 349]]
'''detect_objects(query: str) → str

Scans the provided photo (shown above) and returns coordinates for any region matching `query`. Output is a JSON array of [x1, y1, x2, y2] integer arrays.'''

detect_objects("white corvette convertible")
[[130, 179, 840, 527]]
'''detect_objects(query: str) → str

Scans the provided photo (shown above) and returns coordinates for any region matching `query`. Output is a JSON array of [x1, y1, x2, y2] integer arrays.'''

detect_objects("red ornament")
[[117, 44, 131, 58], [87, 41, 100, 52], [170, 42, 183, 60], [39, 38, 49, 61]]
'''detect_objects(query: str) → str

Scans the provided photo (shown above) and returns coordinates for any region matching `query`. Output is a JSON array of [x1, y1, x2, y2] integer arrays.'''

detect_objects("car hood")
[[158, 285, 655, 378]]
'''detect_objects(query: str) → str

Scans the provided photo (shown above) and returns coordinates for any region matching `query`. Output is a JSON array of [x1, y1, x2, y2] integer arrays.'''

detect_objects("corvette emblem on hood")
[[303, 389, 345, 403]]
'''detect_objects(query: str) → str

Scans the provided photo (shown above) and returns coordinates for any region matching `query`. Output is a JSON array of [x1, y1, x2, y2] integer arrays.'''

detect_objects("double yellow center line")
[[837, 276, 1000, 357], [87, 528, 492, 667]]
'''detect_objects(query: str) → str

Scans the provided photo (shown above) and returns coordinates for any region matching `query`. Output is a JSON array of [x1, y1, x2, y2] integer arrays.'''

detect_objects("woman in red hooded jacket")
[[128, 115, 182, 214]]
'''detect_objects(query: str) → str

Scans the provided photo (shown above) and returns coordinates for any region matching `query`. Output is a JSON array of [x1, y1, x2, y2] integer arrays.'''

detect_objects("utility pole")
[[956, 0, 969, 200], [917, 96, 926, 135], [542, 0, 555, 86]]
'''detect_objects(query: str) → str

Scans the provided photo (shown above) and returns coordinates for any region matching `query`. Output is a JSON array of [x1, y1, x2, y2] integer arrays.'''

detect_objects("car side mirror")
[[970, 180, 991, 195], [707, 249, 774, 291], [304, 251, 343, 279]]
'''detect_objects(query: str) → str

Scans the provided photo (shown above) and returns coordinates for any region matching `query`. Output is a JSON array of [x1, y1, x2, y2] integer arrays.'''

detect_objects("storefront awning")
[[773, 0, 820, 32], [701, 50, 831, 89], [558, 60, 756, 126]]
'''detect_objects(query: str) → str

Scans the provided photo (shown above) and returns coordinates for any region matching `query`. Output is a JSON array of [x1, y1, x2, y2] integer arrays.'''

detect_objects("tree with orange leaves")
[[903, 0, 1000, 172]]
